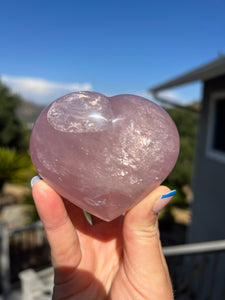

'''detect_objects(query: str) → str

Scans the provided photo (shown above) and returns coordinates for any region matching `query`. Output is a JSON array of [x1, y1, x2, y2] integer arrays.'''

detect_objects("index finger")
[[31, 178, 82, 275]]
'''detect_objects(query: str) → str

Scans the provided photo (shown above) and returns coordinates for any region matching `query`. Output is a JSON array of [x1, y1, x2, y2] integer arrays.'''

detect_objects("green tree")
[[0, 147, 35, 193], [0, 80, 29, 151], [164, 106, 198, 206]]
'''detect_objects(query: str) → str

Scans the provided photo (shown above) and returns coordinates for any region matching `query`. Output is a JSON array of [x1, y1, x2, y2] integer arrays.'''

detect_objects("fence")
[[164, 240, 225, 299], [1, 222, 225, 299], [0, 221, 51, 299]]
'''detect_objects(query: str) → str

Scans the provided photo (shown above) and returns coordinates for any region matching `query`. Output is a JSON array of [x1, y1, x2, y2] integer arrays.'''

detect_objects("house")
[[149, 56, 225, 244]]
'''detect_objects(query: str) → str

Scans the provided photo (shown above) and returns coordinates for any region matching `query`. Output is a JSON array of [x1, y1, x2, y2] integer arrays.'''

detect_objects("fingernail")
[[152, 190, 177, 214], [30, 175, 43, 188]]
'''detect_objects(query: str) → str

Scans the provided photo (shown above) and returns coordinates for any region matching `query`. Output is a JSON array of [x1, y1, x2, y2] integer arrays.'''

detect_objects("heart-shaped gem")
[[30, 92, 179, 221]]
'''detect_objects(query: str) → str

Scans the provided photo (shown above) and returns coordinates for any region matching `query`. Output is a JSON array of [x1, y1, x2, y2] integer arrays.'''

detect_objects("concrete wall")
[[188, 74, 225, 243]]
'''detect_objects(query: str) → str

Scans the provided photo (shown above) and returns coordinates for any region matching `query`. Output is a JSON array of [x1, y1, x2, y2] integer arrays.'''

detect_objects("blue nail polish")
[[153, 190, 177, 214], [161, 190, 177, 199], [30, 175, 42, 188]]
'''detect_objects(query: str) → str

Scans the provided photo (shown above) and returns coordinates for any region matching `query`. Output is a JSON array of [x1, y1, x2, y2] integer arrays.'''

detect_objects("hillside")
[[18, 100, 45, 124]]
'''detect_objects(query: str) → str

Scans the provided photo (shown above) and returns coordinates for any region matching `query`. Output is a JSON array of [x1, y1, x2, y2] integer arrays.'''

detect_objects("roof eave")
[[150, 56, 225, 93]]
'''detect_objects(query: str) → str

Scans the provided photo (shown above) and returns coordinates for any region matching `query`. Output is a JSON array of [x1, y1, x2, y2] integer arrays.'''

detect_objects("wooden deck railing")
[[1, 222, 225, 299]]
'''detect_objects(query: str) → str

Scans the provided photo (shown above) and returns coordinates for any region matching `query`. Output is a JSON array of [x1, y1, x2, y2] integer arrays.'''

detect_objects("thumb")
[[122, 186, 176, 298]]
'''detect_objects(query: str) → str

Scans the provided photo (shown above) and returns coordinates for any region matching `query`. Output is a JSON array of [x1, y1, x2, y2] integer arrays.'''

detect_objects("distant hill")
[[18, 100, 46, 125]]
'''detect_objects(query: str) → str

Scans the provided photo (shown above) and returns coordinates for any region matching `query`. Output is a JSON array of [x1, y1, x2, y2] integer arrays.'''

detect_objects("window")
[[206, 91, 225, 163]]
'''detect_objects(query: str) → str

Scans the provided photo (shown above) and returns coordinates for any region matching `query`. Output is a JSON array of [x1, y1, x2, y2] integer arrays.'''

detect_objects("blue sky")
[[0, 0, 225, 105]]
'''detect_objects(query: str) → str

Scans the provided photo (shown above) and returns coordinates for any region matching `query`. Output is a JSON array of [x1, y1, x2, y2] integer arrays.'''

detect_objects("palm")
[[33, 181, 173, 300], [57, 200, 125, 299]]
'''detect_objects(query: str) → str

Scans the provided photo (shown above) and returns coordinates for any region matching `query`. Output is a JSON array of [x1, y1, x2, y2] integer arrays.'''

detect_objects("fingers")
[[122, 186, 175, 298], [31, 179, 82, 277]]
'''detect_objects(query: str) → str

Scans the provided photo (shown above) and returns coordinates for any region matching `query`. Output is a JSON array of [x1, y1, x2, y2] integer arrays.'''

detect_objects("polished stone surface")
[[30, 92, 180, 221]]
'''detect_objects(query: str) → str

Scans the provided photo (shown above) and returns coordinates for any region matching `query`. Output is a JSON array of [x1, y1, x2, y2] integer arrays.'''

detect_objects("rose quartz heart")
[[30, 92, 179, 221]]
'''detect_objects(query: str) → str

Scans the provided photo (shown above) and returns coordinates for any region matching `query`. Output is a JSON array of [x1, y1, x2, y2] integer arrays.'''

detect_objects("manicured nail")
[[152, 190, 177, 214], [30, 175, 43, 188]]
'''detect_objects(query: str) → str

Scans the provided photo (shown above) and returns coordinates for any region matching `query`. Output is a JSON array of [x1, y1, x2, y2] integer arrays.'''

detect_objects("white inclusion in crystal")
[[130, 176, 139, 184], [89, 96, 101, 106], [141, 137, 151, 147], [135, 129, 141, 135], [39, 157, 59, 175], [122, 149, 128, 157], [112, 117, 124, 123], [118, 149, 137, 169], [120, 170, 128, 176], [76, 93, 89, 99], [122, 159, 129, 166], [89, 113, 107, 121]]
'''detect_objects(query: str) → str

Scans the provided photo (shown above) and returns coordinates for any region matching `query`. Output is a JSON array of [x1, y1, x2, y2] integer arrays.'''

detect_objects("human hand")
[[32, 177, 174, 300]]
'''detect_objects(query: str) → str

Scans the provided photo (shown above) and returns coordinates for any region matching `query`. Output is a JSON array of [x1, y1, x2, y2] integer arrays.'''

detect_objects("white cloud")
[[127, 90, 181, 106], [134, 89, 197, 107], [157, 90, 189, 104], [1, 74, 93, 104]]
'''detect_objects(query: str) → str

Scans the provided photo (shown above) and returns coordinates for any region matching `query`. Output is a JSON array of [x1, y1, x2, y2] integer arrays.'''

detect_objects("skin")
[[32, 181, 174, 300]]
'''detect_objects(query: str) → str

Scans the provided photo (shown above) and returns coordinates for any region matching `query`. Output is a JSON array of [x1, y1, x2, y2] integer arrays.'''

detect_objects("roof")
[[150, 55, 225, 93]]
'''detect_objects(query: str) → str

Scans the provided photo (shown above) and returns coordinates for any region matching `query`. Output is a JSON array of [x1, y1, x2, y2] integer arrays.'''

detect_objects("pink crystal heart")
[[30, 92, 179, 221]]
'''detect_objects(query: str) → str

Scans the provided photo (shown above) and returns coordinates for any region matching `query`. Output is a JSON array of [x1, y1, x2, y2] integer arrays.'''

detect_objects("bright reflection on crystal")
[[30, 92, 180, 221], [89, 113, 107, 120]]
